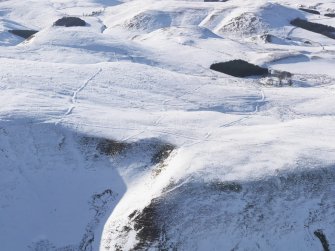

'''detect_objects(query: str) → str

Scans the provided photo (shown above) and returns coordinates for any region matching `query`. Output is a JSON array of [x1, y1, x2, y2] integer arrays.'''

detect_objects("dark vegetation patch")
[[81, 137, 128, 156], [54, 17, 86, 27], [151, 143, 175, 176], [210, 60, 268, 77], [131, 199, 173, 251], [132, 200, 161, 250], [81, 136, 174, 160], [151, 144, 175, 165], [314, 229, 330, 251], [209, 181, 242, 193], [8, 30, 38, 39], [96, 139, 128, 156], [80, 136, 175, 174], [290, 18, 335, 39], [299, 8, 320, 15], [325, 13, 335, 17]]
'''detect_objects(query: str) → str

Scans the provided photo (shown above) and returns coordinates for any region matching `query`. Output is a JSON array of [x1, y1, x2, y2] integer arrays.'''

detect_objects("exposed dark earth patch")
[[8, 30, 38, 39], [210, 60, 268, 77], [120, 165, 335, 250], [290, 18, 335, 39], [54, 17, 87, 27], [325, 13, 335, 18], [299, 8, 320, 15]]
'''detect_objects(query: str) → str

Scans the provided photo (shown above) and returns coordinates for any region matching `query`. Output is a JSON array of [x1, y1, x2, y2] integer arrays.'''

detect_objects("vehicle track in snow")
[[64, 68, 102, 116]]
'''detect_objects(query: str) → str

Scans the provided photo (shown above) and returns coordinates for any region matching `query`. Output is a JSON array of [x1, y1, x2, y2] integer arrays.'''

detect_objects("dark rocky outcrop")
[[325, 13, 335, 17], [210, 60, 268, 77], [54, 17, 86, 27]]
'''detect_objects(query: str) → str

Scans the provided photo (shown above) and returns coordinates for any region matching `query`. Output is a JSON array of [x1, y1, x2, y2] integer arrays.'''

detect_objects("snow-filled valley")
[[1, 0, 335, 250]]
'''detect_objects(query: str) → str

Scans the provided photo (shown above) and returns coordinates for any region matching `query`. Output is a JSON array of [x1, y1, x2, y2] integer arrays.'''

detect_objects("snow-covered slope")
[[1, 0, 335, 250]]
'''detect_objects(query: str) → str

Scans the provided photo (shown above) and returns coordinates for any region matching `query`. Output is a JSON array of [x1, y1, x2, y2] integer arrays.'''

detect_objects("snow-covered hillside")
[[0, 0, 335, 250]]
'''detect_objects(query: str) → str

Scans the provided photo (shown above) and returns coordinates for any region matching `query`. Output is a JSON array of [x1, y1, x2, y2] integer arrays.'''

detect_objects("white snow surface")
[[0, 0, 335, 250]]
